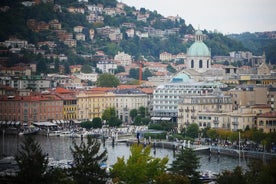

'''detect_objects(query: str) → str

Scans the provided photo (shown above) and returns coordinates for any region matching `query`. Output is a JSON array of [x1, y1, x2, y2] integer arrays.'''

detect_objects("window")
[[191, 60, 194, 68], [199, 60, 203, 68]]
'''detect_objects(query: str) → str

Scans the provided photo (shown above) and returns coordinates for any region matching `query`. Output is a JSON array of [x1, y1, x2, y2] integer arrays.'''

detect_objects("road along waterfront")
[[0, 134, 252, 174]]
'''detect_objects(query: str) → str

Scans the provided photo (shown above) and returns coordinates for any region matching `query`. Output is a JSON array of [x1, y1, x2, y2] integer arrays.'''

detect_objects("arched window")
[[191, 60, 194, 68], [199, 60, 203, 68]]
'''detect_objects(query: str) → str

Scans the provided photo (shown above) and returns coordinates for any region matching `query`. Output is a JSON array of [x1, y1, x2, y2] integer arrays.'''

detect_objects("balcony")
[[191, 116, 197, 120], [232, 121, 238, 125], [179, 108, 183, 112], [213, 120, 219, 124], [185, 108, 189, 112]]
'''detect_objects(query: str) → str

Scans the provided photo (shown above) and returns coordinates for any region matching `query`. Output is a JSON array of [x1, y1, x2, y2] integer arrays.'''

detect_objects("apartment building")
[[0, 94, 63, 125], [177, 91, 232, 130], [76, 88, 115, 121], [151, 73, 226, 122], [113, 88, 148, 123]]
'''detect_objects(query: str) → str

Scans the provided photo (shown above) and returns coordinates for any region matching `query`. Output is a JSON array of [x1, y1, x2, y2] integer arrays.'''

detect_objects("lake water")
[[1, 135, 249, 174]]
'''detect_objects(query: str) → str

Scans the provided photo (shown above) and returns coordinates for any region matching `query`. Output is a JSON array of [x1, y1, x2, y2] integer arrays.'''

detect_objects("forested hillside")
[[0, 0, 275, 65], [229, 32, 276, 64]]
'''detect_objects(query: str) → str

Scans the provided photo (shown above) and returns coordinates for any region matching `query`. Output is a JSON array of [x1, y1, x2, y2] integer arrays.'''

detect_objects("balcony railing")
[[232, 121, 238, 125], [213, 120, 219, 124], [191, 116, 197, 119]]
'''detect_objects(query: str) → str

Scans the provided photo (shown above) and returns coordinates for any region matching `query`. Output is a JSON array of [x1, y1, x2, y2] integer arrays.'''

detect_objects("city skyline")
[[122, 0, 276, 34]]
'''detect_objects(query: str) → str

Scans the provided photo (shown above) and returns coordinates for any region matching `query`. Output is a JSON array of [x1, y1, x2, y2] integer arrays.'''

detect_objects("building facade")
[[177, 91, 232, 130], [151, 73, 226, 122], [113, 88, 148, 123]]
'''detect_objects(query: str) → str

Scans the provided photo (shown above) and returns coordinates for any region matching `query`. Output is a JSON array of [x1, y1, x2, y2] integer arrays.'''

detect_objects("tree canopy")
[[186, 123, 200, 139], [70, 136, 108, 184], [102, 107, 122, 127], [111, 144, 168, 184], [96, 73, 120, 87], [15, 136, 49, 184], [169, 148, 201, 184]]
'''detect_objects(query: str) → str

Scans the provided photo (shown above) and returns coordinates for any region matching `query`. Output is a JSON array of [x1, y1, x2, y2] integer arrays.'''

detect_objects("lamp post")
[[2, 129, 4, 157]]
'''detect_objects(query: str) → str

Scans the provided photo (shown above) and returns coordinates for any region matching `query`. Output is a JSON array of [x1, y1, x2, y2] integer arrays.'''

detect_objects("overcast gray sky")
[[122, 0, 276, 34]]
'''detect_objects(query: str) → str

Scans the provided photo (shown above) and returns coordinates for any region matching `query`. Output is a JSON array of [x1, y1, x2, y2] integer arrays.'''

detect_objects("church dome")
[[187, 41, 211, 57], [187, 29, 211, 57]]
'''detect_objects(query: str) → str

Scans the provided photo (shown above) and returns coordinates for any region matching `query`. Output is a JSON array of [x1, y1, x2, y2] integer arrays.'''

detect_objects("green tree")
[[138, 106, 147, 117], [245, 159, 276, 184], [130, 109, 138, 121], [96, 73, 120, 87], [206, 129, 218, 140], [216, 166, 246, 184], [114, 65, 125, 74], [155, 173, 190, 184], [44, 167, 74, 184], [92, 117, 103, 128], [167, 64, 177, 73], [15, 136, 49, 184], [133, 115, 142, 125], [81, 64, 93, 73], [169, 148, 201, 184], [186, 123, 200, 139], [80, 121, 93, 130], [36, 59, 48, 74], [70, 136, 108, 184], [54, 58, 59, 73], [111, 144, 168, 184], [102, 107, 122, 127], [64, 61, 71, 75], [129, 68, 139, 80]]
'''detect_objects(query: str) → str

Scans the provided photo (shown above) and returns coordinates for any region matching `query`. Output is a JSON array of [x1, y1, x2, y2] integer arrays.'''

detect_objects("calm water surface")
[[1, 135, 248, 173]]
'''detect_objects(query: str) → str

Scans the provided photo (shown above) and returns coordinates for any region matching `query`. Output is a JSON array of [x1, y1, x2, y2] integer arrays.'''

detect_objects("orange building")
[[0, 93, 63, 125]]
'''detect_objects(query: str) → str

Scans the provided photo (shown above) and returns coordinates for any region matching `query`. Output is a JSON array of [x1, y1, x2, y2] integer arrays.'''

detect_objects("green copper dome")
[[171, 73, 191, 83], [187, 29, 211, 57], [187, 41, 211, 57]]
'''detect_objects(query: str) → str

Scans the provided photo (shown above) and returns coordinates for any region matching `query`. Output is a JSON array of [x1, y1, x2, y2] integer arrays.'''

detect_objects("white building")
[[96, 61, 117, 74], [113, 88, 148, 123], [3, 38, 28, 48], [151, 73, 226, 122], [159, 52, 174, 61], [74, 72, 98, 82], [114, 52, 132, 66], [75, 33, 86, 41]]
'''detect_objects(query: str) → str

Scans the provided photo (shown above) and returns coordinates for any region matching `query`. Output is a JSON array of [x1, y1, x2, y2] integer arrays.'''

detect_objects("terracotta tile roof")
[[0, 85, 15, 90], [212, 64, 224, 69], [139, 87, 154, 94], [252, 104, 271, 108], [0, 94, 62, 101], [117, 85, 140, 89], [54, 87, 74, 94], [88, 87, 114, 92], [258, 111, 276, 118]]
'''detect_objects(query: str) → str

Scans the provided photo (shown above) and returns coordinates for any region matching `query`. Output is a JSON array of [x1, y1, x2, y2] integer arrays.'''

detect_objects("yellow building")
[[54, 87, 77, 121], [256, 111, 276, 133], [76, 88, 115, 121]]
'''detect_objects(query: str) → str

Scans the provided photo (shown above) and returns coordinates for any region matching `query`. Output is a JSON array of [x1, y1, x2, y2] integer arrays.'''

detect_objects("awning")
[[33, 122, 57, 127], [151, 117, 161, 120], [161, 117, 171, 121]]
